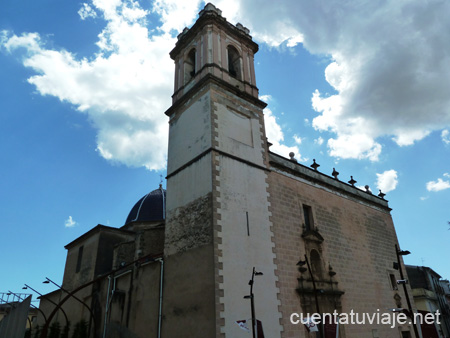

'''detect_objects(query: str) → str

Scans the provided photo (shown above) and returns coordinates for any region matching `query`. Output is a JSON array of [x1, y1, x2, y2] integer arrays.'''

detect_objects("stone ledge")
[[269, 152, 391, 213]]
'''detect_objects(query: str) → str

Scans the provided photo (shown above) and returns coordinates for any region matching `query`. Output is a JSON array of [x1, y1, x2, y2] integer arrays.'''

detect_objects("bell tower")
[[163, 3, 282, 337]]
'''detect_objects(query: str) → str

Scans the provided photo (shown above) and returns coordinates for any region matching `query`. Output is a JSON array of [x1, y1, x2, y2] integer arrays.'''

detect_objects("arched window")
[[310, 249, 323, 280], [227, 45, 241, 80], [184, 48, 196, 83]]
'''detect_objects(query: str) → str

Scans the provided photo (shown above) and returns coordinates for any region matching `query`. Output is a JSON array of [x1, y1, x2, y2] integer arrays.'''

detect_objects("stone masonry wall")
[[268, 170, 414, 338], [164, 192, 213, 255]]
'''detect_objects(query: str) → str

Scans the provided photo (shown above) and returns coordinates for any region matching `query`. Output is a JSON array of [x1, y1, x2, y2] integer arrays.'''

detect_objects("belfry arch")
[[184, 48, 196, 84], [227, 45, 241, 80]]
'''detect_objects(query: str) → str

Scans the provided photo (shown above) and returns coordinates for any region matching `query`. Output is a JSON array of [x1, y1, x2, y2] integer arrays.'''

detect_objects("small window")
[[227, 45, 241, 80], [76, 245, 84, 273], [303, 205, 314, 231], [389, 273, 398, 290]]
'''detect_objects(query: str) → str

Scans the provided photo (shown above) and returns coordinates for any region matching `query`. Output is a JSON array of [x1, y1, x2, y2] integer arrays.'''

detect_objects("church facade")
[[38, 4, 417, 338]]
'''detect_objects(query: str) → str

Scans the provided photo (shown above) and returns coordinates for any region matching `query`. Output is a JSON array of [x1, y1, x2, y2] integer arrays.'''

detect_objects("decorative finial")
[[298, 266, 307, 273], [332, 168, 339, 180], [378, 190, 386, 199], [236, 23, 250, 35], [289, 152, 297, 163], [365, 185, 372, 194], [199, 3, 222, 16], [177, 27, 190, 40], [329, 265, 337, 277], [310, 159, 320, 171], [348, 176, 356, 186]]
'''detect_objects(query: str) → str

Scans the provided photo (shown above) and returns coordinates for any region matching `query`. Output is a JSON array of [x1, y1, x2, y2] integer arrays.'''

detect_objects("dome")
[[125, 185, 166, 225]]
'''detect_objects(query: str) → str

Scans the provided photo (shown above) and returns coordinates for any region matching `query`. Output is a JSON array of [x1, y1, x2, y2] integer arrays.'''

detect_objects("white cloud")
[[392, 129, 430, 147], [327, 134, 381, 161], [259, 94, 272, 103], [2, 0, 179, 170], [426, 175, 450, 192], [151, 0, 202, 34], [376, 169, 398, 193], [214, 0, 303, 48], [264, 108, 302, 161], [4, 0, 450, 171], [78, 3, 98, 20], [293, 135, 302, 145], [65, 216, 77, 228], [442, 130, 450, 145], [314, 137, 324, 146], [220, 0, 450, 160], [2, 32, 42, 53], [260, 94, 305, 160]]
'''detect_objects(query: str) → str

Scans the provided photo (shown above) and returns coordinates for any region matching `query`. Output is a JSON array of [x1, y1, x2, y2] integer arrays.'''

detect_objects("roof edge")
[[64, 224, 134, 250]]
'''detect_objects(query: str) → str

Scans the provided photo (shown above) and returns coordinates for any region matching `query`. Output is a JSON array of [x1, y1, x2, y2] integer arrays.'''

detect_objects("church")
[[37, 4, 416, 338]]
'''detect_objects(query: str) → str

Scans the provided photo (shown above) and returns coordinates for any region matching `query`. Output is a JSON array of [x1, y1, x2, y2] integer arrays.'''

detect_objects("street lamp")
[[23, 284, 69, 327], [43, 277, 95, 338], [394, 244, 420, 338], [243, 267, 263, 338], [297, 255, 323, 338]]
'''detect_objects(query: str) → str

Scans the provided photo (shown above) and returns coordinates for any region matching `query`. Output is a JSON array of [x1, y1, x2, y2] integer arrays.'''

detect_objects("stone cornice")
[[164, 73, 267, 118], [269, 152, 392, 213]]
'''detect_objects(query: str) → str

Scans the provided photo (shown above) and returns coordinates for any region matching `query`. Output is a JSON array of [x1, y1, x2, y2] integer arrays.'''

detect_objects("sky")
[[1, 0, 449, 302]]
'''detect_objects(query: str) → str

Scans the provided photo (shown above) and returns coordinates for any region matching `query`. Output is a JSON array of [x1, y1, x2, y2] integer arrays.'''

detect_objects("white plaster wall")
[[215, 103, 265, 167], [216, 156, 282, 337], [167, 91, 212, 176], [166, 154, 212, 212], [167, 76, 277, 336]]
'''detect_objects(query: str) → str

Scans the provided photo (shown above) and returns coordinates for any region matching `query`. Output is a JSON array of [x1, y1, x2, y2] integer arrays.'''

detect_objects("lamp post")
[[297, 255, 323, 338], [43, 277, 95, 338], [243, 267, 263, 338], [23, 284, 69, 327], [395, 244, 421, 338], [39, 253, 161, 338]]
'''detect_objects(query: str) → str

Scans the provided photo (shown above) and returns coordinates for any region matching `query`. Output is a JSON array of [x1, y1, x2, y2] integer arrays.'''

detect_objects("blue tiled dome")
[[125, 185, 166, 225]]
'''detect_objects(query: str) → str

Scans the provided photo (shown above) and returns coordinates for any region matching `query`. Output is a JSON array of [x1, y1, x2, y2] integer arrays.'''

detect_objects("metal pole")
[[304, 255, 323, 338], [24, 284, 69, 327], [395, 244, 421, 338], [250, 267, 256, 338], [157, 258, 164, 338], [39, 253, 162, 338], [102, 276, 112, 338], [44, 278, 94, 338]]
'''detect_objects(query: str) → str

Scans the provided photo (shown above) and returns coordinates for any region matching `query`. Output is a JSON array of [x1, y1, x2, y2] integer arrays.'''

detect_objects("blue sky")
[[1, 0, 449, 301]]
